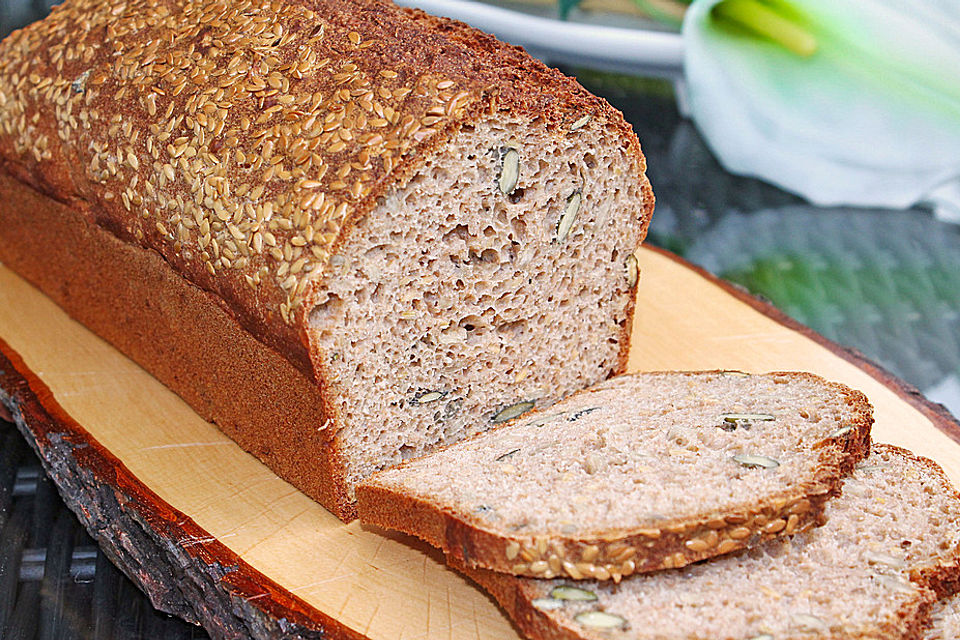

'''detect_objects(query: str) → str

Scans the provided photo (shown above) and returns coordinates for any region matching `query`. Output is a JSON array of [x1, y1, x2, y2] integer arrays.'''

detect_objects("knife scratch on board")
[[138, 441, 235, 451], [180, 532, 237, 547]]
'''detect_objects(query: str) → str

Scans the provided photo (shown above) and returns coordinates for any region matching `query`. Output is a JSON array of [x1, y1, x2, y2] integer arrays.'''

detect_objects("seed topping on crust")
[[0, 0, 602, 328]]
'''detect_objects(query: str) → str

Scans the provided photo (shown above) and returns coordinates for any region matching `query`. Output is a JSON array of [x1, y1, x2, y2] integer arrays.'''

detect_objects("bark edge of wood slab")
[[0, 341, 361, 640]]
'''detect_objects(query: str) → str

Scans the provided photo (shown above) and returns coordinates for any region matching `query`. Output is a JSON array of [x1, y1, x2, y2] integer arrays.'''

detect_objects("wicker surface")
[[685, 207, 960, 395]]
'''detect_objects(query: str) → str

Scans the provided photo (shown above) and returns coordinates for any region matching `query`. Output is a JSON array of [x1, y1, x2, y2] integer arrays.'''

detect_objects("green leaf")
[[558, 0, 583, 20]]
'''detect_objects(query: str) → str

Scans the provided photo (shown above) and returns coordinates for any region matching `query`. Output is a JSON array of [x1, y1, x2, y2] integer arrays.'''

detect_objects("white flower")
[[683, 0, 960, 221]]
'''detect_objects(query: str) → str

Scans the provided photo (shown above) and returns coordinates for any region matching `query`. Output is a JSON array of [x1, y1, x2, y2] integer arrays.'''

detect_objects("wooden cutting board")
[[1, 245, 958, 639]]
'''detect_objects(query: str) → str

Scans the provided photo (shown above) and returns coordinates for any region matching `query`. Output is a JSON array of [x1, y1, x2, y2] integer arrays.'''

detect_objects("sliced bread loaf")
[[452, 445, 960, 640], [0, 0, 653, 519], [357, 371, 872, 579]]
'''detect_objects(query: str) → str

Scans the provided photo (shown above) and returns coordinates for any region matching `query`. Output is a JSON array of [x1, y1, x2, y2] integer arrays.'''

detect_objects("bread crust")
[[445, 443, 960, 640], [0, 0, 653, 520], [0, 172, 357, 518], [357, 370, 873, 579]]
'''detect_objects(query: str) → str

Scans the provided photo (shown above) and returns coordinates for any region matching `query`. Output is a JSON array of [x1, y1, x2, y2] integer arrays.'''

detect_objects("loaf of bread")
[[0, 0, 653, 518], [358, 370, 872, 579], [452, 445, 960, 640]]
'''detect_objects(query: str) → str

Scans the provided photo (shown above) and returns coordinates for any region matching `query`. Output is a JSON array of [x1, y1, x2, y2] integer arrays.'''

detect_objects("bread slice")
[[357, 371, 873, 579], [451, 445, 960, 640], [0, 0, 653, 519]]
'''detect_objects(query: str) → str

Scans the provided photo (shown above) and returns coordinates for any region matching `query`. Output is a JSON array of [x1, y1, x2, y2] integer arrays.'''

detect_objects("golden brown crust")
[[357, 370, 874, 580], [0, 171, 357, 519]]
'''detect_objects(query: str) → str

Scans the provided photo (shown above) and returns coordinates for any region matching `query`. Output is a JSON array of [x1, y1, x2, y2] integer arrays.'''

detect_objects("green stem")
[[712, 0, 818, 57]]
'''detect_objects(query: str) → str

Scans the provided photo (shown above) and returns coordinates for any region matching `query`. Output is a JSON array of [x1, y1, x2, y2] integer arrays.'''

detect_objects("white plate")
[[395, 0, 685, 78]]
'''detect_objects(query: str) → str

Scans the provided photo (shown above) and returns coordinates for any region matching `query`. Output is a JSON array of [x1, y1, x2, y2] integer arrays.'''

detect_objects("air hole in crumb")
[[508, 187, 525, 204], [310, 293, 343, 323], [459, 315, 484, 332], [584, 153, 597, 169], [480, 248, 499, 264], [442, 224, 469, 243], [497, 320, 526, 335]]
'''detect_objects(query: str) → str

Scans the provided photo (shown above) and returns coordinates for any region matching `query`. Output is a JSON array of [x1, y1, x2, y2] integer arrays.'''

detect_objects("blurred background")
[[1, 0, 958, 638]]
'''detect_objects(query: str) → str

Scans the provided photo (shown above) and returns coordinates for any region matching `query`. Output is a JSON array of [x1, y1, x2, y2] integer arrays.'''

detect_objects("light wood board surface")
[[0, 245, 957, 639]]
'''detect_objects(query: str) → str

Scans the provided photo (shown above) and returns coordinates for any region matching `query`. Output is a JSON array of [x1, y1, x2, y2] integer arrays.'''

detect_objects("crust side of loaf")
[[0, 172, 358, 519], [0, 0, 653, 377], [356, 371, 873, 579], [449, 444, 959, 640]]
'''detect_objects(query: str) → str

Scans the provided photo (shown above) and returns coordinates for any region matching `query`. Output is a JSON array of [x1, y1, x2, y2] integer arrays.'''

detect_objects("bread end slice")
[[358, 370, 873, 580]]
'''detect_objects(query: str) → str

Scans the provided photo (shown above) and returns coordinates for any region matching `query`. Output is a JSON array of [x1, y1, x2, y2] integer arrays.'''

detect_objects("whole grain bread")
[[0, 0, 654, 519], [452, 445, 960, 640], [357, 371, 873, 580]]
